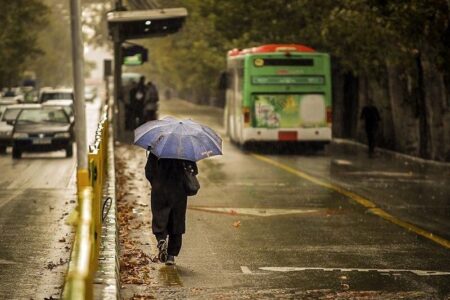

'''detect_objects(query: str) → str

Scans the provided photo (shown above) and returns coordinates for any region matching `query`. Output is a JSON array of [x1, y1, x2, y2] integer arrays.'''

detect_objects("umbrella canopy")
[[134, 116, 222, 161]]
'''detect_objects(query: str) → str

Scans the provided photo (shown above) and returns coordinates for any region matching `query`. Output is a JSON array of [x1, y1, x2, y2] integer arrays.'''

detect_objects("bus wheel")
[[240, 142, 251, 152]]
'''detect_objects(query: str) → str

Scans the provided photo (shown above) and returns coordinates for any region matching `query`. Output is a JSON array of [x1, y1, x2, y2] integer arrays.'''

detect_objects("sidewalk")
[[114, 143, 182, 299], [332, 138, 450, 174]]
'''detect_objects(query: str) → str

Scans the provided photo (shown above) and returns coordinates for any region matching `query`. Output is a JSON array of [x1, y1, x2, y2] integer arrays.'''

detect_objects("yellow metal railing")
[[63, 107, 109, 300]]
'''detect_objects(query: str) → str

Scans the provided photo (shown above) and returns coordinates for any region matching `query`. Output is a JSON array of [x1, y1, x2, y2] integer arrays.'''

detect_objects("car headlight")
[[54, 132, 71, 138], [13, 133, 28, 138]]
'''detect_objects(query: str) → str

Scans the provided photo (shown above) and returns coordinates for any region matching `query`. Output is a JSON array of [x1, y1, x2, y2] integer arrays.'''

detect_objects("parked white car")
[[39, 88, 74, 103], [0, 88, 24, 105]]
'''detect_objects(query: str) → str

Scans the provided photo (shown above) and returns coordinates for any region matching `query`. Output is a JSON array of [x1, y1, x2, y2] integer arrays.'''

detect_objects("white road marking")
[[241, 266, 252, 274], [345, 171, 415, 177], [258, 267, 450, 276], [189, 207, 321, 217], [333, 159, 353, 166]]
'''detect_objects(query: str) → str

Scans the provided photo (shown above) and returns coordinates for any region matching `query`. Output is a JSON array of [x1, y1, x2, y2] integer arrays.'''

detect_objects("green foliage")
[[27, 0, 103, 87], [130, 0, 449, 101], [82, 0, 113, 48], [27, 0, 72, 87], [0, 0, 48, 86]]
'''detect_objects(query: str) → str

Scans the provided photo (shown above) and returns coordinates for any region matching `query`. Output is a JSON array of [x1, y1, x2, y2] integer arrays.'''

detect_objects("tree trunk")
[[444, 74, 450, 161], [415, 52, 432, 159], [368, 75, 395, 149], [331, 69, 345, 138], [356, 75, 368, 141], [421, 54, 447, 160], [386, 63, 420, 155]]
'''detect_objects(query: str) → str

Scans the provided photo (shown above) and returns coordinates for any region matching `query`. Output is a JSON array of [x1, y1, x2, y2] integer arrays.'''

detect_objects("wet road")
[[121, 99, 450, 299], [0, 101, 100, 299]]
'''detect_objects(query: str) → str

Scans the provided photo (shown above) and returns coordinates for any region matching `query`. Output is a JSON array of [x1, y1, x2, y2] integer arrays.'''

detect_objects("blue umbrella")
[[134, 116, 222, 161]]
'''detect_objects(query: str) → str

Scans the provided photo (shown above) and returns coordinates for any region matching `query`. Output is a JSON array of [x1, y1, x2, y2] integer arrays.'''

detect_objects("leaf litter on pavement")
[[116, 144, 160, 299]]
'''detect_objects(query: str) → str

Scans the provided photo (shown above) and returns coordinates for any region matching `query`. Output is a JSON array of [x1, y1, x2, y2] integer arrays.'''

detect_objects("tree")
[[0, 0, 48, 87]]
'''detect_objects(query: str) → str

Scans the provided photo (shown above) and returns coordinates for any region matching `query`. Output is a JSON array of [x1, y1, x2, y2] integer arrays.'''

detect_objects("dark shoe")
[[157, 239, 168, 263], [165, 255, 175, 265]]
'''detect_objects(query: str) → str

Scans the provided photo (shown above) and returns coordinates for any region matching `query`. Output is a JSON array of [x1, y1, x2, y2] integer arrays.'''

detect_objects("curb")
[[93, 123, 120, 299], [332, 138, 450, 171]]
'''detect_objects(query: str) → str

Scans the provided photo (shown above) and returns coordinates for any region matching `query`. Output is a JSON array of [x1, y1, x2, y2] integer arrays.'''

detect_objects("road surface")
[[0, 100, 100, 299], [119, 99, 450, 299]]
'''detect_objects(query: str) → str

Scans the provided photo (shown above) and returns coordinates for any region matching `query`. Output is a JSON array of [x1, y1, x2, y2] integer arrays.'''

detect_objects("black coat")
[[360, 105, 381, 132], [145, 153, 198, 235]]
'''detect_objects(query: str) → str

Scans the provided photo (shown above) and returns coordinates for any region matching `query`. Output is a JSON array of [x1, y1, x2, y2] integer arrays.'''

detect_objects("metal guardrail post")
[[63, 187, 94, 300]]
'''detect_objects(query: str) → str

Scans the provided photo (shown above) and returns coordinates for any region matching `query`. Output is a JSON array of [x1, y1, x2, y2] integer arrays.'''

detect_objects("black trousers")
[[155, 233, 183, 256], [365, 127, 377, 154]]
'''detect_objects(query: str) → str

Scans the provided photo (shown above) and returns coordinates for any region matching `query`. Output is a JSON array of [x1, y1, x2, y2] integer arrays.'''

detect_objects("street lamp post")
[[69, 0, 88, 189]]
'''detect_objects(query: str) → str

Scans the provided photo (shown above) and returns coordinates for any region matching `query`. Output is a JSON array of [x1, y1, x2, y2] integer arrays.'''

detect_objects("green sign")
[[252, 76, 324, 85], [123, 54, 143, 66]]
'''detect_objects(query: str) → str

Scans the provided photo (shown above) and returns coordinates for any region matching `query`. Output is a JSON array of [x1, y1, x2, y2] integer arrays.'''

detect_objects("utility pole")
[[69, 0, 88, 188]]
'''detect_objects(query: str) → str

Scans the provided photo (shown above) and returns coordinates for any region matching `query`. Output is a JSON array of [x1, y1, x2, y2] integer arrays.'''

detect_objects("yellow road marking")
[[251, 153, 450, 250]]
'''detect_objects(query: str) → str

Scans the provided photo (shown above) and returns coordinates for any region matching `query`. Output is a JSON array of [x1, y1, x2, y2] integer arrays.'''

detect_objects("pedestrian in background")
[[130, 76, 147, 128], [145, 149, 198, 265], [124, 80, 137, 130], [144, 81, 159, 121], [360, 100, 381, 157]]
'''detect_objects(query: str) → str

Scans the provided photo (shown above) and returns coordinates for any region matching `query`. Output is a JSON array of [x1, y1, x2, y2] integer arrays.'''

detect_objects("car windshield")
[[44, 105, 73, 117], [41, 92, 73, 101], [17, 108, 68, 124], [2, 108, 21, 122]]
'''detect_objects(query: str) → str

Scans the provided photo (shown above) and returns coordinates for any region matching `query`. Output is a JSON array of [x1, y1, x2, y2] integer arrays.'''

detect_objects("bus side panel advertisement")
[[253, 94, 326, 129]]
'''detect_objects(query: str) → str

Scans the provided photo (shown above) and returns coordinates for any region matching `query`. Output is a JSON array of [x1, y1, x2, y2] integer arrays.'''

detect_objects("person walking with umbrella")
[[135, 117, 222, 265]]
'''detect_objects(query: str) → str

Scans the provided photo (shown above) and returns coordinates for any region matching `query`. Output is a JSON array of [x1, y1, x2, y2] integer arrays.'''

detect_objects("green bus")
[[224, 44, 332, 147]]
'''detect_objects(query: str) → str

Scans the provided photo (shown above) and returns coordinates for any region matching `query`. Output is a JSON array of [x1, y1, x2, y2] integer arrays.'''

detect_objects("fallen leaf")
[[232, 221, 241, 228]]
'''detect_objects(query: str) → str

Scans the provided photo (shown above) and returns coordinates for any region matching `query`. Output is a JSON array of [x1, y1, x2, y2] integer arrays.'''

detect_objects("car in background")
[[11, 106, 74, 159], [0, 104, 41, 154], [0, 88, 24, 105], [84, 86, 98, 102], [39, 88, 74, 103], [42, 100, 74, 124]]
